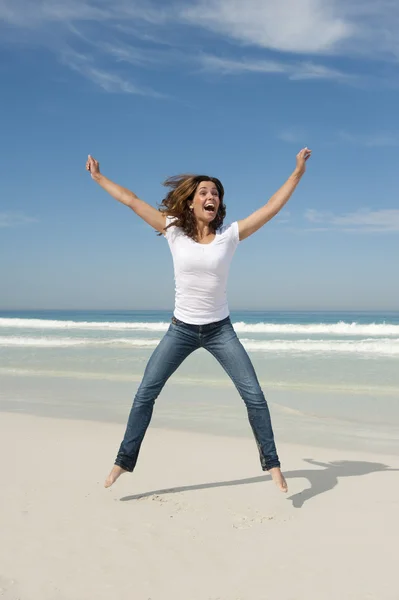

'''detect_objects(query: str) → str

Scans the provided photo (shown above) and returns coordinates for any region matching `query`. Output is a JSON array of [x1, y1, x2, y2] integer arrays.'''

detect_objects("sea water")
[[1, 309, 399, 454]]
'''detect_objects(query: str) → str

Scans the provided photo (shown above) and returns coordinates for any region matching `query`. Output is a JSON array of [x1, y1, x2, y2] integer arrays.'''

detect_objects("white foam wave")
[[233, 321, 399, 336], [0, 318, 170, 332], [1, 317, 399, 336], [0, 336, 159, 348], [240, 338, 399, 356], [2, 336, 399, 356]]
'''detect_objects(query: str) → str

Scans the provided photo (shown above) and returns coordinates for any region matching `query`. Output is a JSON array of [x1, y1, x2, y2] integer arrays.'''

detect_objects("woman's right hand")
[[86, 155, 101, 181], [84, 155, 166, 232]]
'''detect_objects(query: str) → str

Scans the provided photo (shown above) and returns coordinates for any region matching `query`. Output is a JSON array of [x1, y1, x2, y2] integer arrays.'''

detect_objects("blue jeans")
[[115, 316, 280, 472]]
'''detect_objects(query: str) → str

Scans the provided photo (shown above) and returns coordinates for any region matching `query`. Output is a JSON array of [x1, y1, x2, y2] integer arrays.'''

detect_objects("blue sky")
[[1, 0, 398, 311]]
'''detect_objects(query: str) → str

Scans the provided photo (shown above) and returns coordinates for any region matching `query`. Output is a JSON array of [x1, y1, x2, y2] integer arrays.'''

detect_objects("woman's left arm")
[[237, 148, 312, 241]]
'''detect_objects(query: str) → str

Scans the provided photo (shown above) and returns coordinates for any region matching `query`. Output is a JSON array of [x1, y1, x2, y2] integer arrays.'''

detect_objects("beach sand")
[[1, 412, 398, 600]]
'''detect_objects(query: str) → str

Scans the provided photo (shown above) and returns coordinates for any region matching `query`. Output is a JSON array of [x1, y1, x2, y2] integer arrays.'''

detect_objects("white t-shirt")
[[164, 216, 240, 325]]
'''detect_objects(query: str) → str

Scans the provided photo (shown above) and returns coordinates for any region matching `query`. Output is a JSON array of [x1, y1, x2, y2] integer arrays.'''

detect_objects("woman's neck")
[[196, 221, 213, 241]]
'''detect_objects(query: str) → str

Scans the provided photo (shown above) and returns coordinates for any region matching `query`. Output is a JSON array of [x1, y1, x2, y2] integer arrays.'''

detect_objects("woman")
[[86, 148, 312, 492]]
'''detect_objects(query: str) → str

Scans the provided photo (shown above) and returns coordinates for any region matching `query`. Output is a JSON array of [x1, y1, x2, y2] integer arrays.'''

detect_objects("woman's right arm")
[[86, 155, 166, 233]]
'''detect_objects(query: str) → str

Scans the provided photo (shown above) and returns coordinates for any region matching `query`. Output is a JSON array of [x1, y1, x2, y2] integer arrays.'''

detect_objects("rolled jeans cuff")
[[115, 458, 134, 472], [263, 459, 281, 471]]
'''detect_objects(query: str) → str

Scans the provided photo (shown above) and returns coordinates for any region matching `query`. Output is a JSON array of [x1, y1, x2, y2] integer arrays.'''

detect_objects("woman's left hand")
[[295, 147, 312, 176]]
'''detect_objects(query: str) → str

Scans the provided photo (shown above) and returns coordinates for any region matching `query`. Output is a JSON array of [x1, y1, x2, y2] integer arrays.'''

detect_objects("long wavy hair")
[[159, 174, 226, 241]]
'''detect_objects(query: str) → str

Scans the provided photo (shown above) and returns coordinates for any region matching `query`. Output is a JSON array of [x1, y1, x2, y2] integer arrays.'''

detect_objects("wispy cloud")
[[278, 128, 308, 144], [199, 55, 287, 75], [0, 1, 167, 28], [289, 61, 355, 82], [96, 42, 353, 85], [2, 0, 399, 61], [60, 49, 166, 97], [0, 1, 170, 97], [1, 0, 399, 93], [305, 208, 399, 232], [100, 42, 161, 67], [274, 210, 291, 224], [0, 212, 38, 228], [98, 41, 188, 70], [339, 131, 399, 147], [77, 66, 164, 96], [200, 54, 356, 83]]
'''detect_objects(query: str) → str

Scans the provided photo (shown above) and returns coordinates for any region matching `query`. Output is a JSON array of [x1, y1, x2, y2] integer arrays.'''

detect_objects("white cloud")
[[0, 212, 38, 228], [1, 0, 398, 60], [339, 0, 399, 59], [305, 208, 399, 232], [181, 0, 399, 60], [181, 0, 352, 54], [1, 0, 398, 92]]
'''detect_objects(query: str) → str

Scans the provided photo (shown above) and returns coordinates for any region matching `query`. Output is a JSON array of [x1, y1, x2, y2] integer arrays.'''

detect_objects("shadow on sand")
[[120, 459, 398, 508]]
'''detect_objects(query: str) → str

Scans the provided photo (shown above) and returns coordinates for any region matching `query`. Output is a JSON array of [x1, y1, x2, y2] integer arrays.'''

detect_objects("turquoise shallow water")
[[1, 309, 399, 454], [1, 309, 399, 388]]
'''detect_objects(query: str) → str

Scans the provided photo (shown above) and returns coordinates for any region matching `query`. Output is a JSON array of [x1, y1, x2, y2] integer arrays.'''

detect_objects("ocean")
[[1, 309, 399, 455]]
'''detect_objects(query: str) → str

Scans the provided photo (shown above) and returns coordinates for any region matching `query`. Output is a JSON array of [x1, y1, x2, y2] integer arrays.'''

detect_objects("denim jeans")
[[115, 316, 280, 472]]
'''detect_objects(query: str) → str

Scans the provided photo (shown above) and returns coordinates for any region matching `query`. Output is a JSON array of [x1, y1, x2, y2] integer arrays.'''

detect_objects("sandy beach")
[[1, 411, 398, 600]]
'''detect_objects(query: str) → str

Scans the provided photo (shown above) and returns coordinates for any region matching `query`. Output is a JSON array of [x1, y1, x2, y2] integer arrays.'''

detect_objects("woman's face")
[[190, 180, 220, 223]]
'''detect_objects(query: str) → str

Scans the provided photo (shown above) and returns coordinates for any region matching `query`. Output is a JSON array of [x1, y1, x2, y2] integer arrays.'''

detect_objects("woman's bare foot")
[[104, 465, 128, 488], [269, 467, 288, 492]]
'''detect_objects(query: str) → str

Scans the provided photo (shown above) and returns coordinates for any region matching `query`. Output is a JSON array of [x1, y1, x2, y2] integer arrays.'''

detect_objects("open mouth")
[[204, 203, 216, 213]]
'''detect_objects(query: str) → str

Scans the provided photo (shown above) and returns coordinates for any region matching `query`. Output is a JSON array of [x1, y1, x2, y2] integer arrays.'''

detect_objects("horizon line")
[[1, 308, 398, 313]]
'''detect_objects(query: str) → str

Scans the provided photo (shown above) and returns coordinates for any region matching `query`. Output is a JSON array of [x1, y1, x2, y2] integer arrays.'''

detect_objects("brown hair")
[[159, 174, 226, 241]]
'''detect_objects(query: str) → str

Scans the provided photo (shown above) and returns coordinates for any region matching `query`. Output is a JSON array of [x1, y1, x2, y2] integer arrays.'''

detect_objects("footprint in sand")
[[231, 507, 294, 529], [231, 511, 276, 529]]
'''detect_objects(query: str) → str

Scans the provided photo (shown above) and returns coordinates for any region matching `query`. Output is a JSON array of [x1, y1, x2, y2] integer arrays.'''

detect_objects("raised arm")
[[237, 148, 312, 241], [86, 155, 166, 233]]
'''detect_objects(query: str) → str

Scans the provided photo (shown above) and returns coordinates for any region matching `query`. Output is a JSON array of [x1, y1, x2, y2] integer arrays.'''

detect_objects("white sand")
[[1, 412, 398, 600]]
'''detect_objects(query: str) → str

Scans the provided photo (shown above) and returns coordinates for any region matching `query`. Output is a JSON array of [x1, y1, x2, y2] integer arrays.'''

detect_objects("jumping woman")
[[86, 148, 312, 492]]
